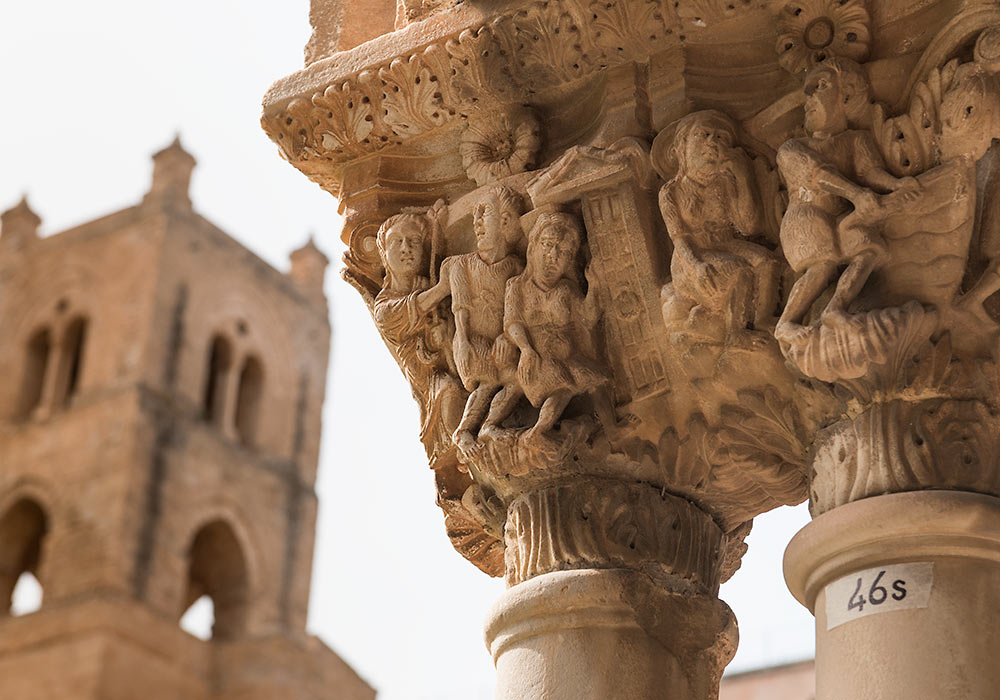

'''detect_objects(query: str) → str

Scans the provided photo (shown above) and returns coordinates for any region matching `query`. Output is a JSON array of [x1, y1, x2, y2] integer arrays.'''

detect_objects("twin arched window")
[[201, 333, 264, 449], [17, 315, 88, 420]]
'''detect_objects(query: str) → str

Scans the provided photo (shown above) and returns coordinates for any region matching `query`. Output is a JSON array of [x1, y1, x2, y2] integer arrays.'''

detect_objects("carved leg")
[[480, 384, 523, 439], [454, 383, 500, 450], [525, 390, 573, 442], [777, 261, 837, 330], [822, 248, 880, 321]]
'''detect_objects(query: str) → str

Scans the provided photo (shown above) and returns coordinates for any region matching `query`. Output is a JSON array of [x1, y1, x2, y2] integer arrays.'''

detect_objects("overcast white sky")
[[0, 3, 814, 698]]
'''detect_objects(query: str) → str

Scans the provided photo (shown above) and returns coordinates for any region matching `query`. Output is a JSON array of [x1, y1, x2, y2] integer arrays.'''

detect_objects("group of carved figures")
[[373, 187, 616, 464], [370, 26, 1000, 481]]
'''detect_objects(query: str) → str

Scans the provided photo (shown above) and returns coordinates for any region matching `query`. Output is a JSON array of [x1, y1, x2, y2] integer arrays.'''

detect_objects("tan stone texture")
[[0, 142, 373, 700]]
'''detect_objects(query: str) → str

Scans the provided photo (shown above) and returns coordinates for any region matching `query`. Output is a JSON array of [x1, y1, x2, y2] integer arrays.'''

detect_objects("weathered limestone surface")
[[263, 1, 1000, 696], [0, 142, 373, 700]]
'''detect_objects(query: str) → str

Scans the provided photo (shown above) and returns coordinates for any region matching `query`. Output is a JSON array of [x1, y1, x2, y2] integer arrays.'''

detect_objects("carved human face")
[[531, 222, 578, 289], [804, 69, 845, 134], [383, 221, 425, 279], [474, 200, 506, 263], [683, 121, 733, 180], [940, 79, 996, 162]]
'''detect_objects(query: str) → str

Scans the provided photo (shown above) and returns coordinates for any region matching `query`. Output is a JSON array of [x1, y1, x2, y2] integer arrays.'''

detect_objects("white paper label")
[[825, 562, 934, 631]]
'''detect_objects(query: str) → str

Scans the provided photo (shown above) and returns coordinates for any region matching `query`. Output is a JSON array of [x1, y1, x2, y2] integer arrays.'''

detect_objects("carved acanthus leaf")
[[588, 0, 669, 64], [440, 23, 518, 107], [674, 0, 756, 29], [312, 82, 374, 158], [379, 55, 450, 137], [504, 479, 725, 589], [502, 1, 586, 92]]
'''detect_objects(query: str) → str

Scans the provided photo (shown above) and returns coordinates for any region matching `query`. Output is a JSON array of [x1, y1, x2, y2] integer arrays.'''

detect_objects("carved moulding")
[[770, 23, 1000, 516], [504, 478, 734, 590]]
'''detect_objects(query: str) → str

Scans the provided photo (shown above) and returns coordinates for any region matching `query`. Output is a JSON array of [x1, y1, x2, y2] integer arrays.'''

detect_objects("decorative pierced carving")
[[674, 0, 757, 29], [775, 0, 871, 76], [588, 0, 669, 64], [313, 82, 375, 158], [379, 55, 450, 137], [504, 478, 725, 589], [502, 1, 586, 92]]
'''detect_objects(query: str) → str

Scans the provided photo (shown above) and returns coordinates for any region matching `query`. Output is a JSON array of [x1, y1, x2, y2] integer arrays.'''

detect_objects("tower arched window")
[[179, 520, 248, 640], [17, 328, 51, 419], [234, 355, 263, 447], [202, 335, 232, 425], [57, 316, 88, 406], [0, 499, 48, 616]]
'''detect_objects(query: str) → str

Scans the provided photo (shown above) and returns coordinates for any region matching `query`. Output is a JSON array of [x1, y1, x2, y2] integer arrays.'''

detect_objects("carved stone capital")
[[263, 2, 1000, 696]]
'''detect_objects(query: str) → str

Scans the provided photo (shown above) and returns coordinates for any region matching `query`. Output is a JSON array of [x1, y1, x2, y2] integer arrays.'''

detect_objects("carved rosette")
[[775, 0, 870, 75], [460, 108, 542, 186]]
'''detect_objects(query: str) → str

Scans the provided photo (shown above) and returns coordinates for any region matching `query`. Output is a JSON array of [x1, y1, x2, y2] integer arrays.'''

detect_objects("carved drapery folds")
[[264, 0, 1000, 640]]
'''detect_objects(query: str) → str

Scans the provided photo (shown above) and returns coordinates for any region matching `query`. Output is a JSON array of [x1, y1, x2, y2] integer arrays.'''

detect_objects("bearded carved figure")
[[657, 110, 780, 348]]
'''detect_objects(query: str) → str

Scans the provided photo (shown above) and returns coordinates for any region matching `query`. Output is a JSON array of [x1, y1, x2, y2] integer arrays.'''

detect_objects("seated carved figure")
[[373, 212, 464, 461], [440, 186, 525, 452], [481, 210, 616, 443], [658, 110, 778, 344], [776, 58, 920, 336]]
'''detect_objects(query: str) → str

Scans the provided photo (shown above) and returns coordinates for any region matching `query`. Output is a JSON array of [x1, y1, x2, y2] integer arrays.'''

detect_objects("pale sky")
[[0, 3, 814, 698]]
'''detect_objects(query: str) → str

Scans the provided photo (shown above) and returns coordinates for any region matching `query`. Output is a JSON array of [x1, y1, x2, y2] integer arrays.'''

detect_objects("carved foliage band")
[[504, 478, 725, 591], [262, 0, 684, 171]]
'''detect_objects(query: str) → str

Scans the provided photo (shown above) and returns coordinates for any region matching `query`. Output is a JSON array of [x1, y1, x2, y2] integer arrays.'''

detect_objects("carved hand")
[[493, 334, 519, 369], [520, 347, 540, 382], [852, 190, 882, 220]]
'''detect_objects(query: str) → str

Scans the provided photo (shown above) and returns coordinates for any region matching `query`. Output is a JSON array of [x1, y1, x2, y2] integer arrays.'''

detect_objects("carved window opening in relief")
[[56, 316, 88, 407], [180, 520, 249, 641], [202, 335, 232, 426], [234, 355, 264, 448], [16, 327, 51, 419], [0, 499, 48, 617]]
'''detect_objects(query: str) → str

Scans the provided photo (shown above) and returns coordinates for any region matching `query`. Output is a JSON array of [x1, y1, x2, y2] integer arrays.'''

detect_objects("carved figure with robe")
[[440, 185, 525, 452], [482, 210, 616, 442], [658, 110, 779, 344], [373, 211, 465, 461]]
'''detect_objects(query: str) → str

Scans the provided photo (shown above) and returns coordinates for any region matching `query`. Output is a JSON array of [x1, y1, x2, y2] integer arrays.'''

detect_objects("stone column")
[[261, 1, 1000, 697], [486, 480, 737, 700], [785, 491, 1000, 700]]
